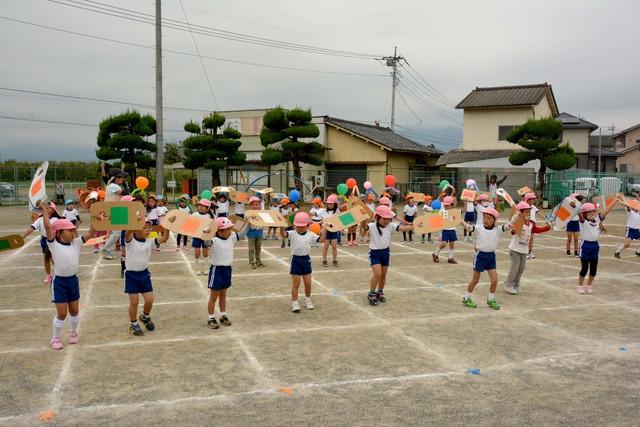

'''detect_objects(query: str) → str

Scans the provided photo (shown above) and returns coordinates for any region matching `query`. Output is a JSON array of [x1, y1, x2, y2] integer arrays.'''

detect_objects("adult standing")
[[55, 182, 65, 204]]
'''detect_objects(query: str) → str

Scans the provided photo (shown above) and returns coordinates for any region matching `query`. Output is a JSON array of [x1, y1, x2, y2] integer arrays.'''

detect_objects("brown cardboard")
[[90, 202, 147, 231], [0, 234, 24, 251], [244, 210, 288, 227], [322, 206, 370, 232], [160, 209, 217, 239], [412, 209, 462, 234]]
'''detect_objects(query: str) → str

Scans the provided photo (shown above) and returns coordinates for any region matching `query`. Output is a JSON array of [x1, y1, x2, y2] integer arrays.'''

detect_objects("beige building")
[[613, 124, 640, 172]]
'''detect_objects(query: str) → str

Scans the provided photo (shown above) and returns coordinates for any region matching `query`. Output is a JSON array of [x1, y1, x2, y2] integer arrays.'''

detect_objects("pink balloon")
[[363, 181, 372, 190]]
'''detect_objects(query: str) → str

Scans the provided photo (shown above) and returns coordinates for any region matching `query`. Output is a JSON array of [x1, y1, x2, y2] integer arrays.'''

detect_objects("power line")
[[397, 79, 462, 126], [398, 63, 454, 107], [397, 71, 459, 119], [0, 16, 386, 77], [402, 60, 458, 105], [0, 114, 185, 132]]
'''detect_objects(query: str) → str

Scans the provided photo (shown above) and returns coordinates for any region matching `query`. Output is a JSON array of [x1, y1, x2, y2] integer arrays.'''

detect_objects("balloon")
[[363, 181, 372, 190], [201, 190, 213, 200], [288, 189, 301, 203], [432, 200, 442, 210], [346, 178, 357, 189], [337, 183, 348, 195], [135, 176, 149, 190], [384, 175, 396, 187], [439, 180, 450, 190], [309, 223, 321, 235], [97, 190, 106, 200]]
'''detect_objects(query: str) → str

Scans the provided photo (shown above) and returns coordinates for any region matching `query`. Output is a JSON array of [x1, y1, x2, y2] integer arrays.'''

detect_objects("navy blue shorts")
[[326, 231, 340, 241], [290, 255, 312, 276], [120, 230, 126, 247], [369, 248, 391, 267], [473, 251, 496, 272], [192, 237, 205, 248], [70, 219, 78, 225], [149, 219, 159, 226], [464, 211, 477, 223], [124, 269, 153, 294], [217, 212, 228, 218], [51, 275, 80, 303], [405, 215, 415, 223], [580, 240, 599, 261], [566, 220, 580, 232], [40, 236, 50, 254], [208, 265, 232, 291], [626, 228, 640, 240], [441, 229, 457, 242]]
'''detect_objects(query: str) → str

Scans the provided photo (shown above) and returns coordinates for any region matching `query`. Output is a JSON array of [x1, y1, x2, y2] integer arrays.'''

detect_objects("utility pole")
[[155, 0, 164, 194], [383, 47, 403, 132]]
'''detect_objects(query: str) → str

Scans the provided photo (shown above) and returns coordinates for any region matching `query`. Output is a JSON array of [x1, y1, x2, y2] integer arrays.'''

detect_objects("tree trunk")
[[536, 162, 546, 203], [292, 158, 303, 196], [212, 168, 221, 187]]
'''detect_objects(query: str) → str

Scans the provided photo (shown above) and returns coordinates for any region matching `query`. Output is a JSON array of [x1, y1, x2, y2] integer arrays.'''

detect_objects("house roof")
[[557, 112, 598, 131], [617, 144, 640, 155], [455, 83, 558, 116], [324, 117, 442, 155], [588, 134, 615, 148], [588, 146, 622, 157], [612, 123, 640, 138], [436, 149, 520, 166]]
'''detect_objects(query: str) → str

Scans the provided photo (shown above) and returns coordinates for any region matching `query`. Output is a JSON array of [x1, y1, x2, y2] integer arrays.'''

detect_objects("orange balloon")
[[310, 222, 321, 234], [384, 175, 396, 187], [135, 176, 149, 190], [346, 178, 357, 189], [97, 190, 106, 200]]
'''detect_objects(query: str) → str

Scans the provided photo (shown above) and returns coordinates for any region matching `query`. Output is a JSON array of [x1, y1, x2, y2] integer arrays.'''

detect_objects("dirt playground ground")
[[0, 205, 638, 426]]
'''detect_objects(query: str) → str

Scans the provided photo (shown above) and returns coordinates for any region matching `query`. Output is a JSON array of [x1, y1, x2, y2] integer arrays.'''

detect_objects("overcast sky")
[[0, 0, 638, 161]]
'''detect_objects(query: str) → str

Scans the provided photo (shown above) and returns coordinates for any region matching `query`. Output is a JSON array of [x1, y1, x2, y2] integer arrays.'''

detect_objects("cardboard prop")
[[212, 186, 235, 194], [250, 187, 274, 195], [160, 209, 217, 239], [228, 215, 247, 233], [413, 209, 462, 234], [406, 192, 426, 203], [322, 206, 370, 232], [82, 235, 107, 247], [460, 189, 477, 202], [496, 188, 516, 207], [245, 210, 288, 227], [346, 197, 374, 220], [511, 212, 525, 234], [0, 235, 25, 252], [618, 196, 639, 211], [231, 191, 250, 204], [552, 198, 580, 230], [517, 186, 533, 196], [29, 161, 49, 208], [593, 195, 619, 212], [90, 202, 147, 231]]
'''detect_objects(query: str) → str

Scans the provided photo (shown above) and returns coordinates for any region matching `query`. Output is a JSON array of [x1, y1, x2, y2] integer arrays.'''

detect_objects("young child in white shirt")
[[402, 195, 418, 243], [614, 194, 640, 259], [577, 202, 613, 294]]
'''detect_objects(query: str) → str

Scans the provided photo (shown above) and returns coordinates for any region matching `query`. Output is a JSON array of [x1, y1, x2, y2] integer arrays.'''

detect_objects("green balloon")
[[336, 183, 348, 195], [439, 180, 450, 189], [201, 190, 213, 200]]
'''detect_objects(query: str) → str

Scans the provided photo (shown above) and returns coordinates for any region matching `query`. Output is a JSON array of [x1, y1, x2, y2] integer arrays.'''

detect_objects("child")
[[463, 195, 476, 243], [62, 200, 80, 226], [522, 192, 538, 259], [176, 195, 191, 250], [461, 208, 512, 310], [124, 220, 169, 336], [146, 195, 159, 226], [246, 196, 265, 269], [41, 203, 96, 349], [280, 198, 297, 248], [366, 205, 414, 306], [322, 194, 340, 267], [486, 173, 508, 206], [22, 203, 61, 285], [614, 195, 639, 259], [156, 195, 168, 220], [402, 195, 417, 243], [206, 217, 248, 329], [565, 194, 584, 256], [281, 212, 324, 312], [266, 196, 280, 240], [310, 197, 326, 247], [577, 203, 611, 294], [503, 202, 551, 294], [432, 196, 459, 264], [360, 194, 377, 244], [192, 199, 213, 275], [421, 196, 433, 243], [233, 195, 245, 218], [216, 193, 229, 218]]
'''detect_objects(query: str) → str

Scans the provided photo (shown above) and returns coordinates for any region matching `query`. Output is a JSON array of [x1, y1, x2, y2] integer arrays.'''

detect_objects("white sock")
[[464, 292, 471, 300], [434, 247, 442, 256], [488, 293, 496, 301], [220, 311, 226, 317], [69, 314, 79, 333], [52, 316, 65, 339], [448, 249, 454, 259], [615, 244, 624, 253], [208, 313, 216, 320]]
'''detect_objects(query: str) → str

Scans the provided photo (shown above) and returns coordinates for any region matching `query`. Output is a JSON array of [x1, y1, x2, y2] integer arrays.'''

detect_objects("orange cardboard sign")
[[413, 209, 462, 234], [29, 161, 49, 207], [552, 198, 579, 230], [460, 189, 477, 202], [496, 188, 515, 207], [517, 186, 533, 196], [82, 235, 107, 246], [406, 192, 426, 202], [160, 209, 217, 239]]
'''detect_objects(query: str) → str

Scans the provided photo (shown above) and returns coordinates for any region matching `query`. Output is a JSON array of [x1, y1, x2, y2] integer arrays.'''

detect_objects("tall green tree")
[[164, 142, 182, 165], [96, 110, 156, 183], [507, 117, 576, 200], [260, 107, 324, 193], [181, 113, 246, 186]]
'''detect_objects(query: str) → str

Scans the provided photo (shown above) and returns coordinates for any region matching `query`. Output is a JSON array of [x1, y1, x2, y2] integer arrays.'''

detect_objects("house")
[[586, 134, 620, 173], [612, 124, 640, 172]]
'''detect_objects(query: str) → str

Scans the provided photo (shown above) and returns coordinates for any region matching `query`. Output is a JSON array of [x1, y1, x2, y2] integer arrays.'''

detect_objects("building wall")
[[617, 147, 640, 173], [532, 97, 553, 118], [561, 128, 590, 154], [615, 127, 640, 150], [448, 157, 541, 172], [325, 127, 388, 163]]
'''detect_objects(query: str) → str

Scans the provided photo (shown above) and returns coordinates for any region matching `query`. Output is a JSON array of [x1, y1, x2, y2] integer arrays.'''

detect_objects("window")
[[498, 125, 518, 142], [636, 139, 640, 145], [620, 164, 634, 173]]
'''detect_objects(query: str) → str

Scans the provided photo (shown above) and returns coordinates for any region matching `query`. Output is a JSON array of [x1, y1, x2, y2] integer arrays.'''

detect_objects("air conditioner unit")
[[311, 175, 325, 188]]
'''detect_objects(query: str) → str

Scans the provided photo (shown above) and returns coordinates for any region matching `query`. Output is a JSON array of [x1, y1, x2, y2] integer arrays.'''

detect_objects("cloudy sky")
[[0, 0, 638, 161]]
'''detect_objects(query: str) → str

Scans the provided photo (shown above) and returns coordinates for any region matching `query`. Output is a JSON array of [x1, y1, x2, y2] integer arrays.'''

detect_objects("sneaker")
[[207, 318, 220, 329], [43, 274, 52, 285], [503, 284, 518, 295], [487, 299, 501, 310], [332, 260, 339, 268], [50, 337, 63, 350], [303, 297, 314, 310], [220, 315, 232, 326], [367, 292, 378, 306], [128, 323, 144, 336], [614, 252, 621, 259], [322, 260, 328, 267], [526, 253, 535, 259], [256, 262, 265, 268], [566, 250, 571, 256], [101, 249, 115, 260], [576, 286, 586, 294], [432, 253, 439, 263], [250, 262, 257, 269], [281, 241, 286, 248], [462, 297, 477, 308], [574, 251, 579, 257], [68, 331, 79, 344], [447, 258, 458, 264], [139, 314, 155, 331], [585, 286, 593, 294], [376, 290, 386, 303], [291, 300, 301, 313]]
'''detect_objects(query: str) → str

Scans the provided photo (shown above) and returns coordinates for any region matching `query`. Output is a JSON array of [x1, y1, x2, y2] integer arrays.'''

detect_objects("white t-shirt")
[[509, 223, 534, 254], [286, 230, 318, 256], [234, 202, 245, 215], [31, 217, 58, 237], [178, 205, 190, 213], [47, 236, 83, 276], [580, 216, 601, 242], [217, 200, 229, 215], [156, 206, 168, 217], [63, 208, 79, 222], [125, 236, 155, 271], [423, 204, 433, 212], [210, 232, 239, 266], [569, 199, 582, 221], [105, 183, 122, 201], [368, 221, 400, 250], [530, 205, 539, 222], [626, 210, 640, 229], [146, 207, 159, 221], [469, 224, 508, 252], [192, 211, 212, 220], [403, 205, 418, 217], [366, 202, 376, 213], [488, 183, 498, 198], [474, 204, 486, 226], [465, 201, 475, 213], [309, 207, 326, 221]]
